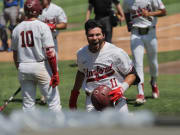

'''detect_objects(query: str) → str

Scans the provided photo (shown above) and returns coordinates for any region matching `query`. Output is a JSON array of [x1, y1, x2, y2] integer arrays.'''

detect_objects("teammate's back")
[[12, 20, 54, 63]]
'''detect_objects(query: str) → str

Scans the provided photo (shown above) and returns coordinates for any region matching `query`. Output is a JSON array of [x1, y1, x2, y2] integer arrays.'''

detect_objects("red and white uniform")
[[38, 3, 67, 55], [123, 0, 165, 95], [11, 20, 62, 112], [77, 42, 133, 112], [123, 0, 165, 27]]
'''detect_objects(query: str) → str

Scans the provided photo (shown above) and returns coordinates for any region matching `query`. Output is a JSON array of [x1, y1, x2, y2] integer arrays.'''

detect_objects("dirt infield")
[[0, 14, 180, 73]]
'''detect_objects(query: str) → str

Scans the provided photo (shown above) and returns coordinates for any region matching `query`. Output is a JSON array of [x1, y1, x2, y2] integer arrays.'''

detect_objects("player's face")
[[87, 27, 105, 53]]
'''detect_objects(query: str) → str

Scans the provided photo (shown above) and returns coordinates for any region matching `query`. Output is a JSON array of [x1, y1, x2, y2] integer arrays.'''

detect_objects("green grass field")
[[0, 50, 180, 115]]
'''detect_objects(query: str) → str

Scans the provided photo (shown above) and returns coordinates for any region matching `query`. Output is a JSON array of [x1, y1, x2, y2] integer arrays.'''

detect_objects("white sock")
[[138, 83, 144, 95]]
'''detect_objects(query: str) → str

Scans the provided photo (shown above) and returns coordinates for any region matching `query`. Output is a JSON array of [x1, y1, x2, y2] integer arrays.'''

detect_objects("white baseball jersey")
[[123, 0, 165, 28], [77, 42, 133, 93], [11, 20, 54, 63], [38, 3, 67, 38]]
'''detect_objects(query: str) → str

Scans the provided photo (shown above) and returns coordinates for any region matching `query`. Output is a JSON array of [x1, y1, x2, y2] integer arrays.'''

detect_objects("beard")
[[88, 38, 105, 53]]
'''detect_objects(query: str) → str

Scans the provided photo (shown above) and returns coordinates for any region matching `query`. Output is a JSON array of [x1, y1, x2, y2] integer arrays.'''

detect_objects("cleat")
[[152, 84, 159, 99], [136, 94, 146, 104], [40, 96, 47, 105]]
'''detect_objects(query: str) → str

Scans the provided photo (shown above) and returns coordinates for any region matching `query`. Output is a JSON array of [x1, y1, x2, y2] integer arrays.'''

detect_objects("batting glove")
[[47, 23, 56, 31], [50, 72, 60, 88], [108, 87, 123, 102], [69, 90, 80, 110]]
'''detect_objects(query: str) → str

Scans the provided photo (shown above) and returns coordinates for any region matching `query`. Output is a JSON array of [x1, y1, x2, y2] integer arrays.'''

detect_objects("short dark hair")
[[85, 19, 105, 35]]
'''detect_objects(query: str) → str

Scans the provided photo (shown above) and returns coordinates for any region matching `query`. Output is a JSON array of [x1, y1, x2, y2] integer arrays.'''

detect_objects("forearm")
[[55, 22, 67, 30], [72, 70, 85, 91], [45, 47, 58, 74], [69, 70, 85, 109], [121, 74, 136, 93], [86, 10, 91, 21], [115, 4, 125, 21], [86, 4, 93, 21], [143, 9, 167, 17]]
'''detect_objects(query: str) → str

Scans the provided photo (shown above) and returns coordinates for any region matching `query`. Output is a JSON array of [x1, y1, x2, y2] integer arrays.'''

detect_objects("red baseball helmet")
[[24, 0, 42, 18], [91, 85, 113, 111]]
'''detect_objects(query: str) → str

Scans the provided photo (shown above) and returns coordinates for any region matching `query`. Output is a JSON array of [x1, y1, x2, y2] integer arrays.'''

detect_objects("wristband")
[[121, 82, 129, 93]]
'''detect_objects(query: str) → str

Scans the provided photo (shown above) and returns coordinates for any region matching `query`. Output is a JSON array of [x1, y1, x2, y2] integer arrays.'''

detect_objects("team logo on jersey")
[[84, 64, 115, 83]]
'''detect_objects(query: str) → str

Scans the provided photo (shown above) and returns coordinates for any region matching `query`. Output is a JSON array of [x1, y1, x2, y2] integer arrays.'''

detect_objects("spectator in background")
[[86, 0, 125, 43], [0, 0, 24, 52]]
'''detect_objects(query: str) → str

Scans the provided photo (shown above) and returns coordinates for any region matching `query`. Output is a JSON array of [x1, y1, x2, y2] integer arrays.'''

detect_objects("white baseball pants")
[[18, 62, 62, 112], [130, 27, 158, 93]]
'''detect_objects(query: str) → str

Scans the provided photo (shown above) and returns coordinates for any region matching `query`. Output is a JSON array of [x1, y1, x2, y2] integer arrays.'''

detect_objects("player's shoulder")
[[106, 42, 123, 51], [50, 3, 64, 11], [77, 45, 89, 56], [106, 42, 128, 55]]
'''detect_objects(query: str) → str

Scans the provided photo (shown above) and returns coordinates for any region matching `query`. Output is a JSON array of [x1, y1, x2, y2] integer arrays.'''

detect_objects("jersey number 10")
[[20, 31, 34, 47]]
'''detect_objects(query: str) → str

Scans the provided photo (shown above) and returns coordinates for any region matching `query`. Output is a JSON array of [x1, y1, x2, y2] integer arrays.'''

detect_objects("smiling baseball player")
[[69, 19, 140, 112], [11, 0, 61, 112], [123, 0, 166, 104]]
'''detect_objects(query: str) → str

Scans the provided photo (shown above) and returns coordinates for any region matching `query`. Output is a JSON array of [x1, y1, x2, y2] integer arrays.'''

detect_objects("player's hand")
[[50, 72, 60, 88], [47, 23, 56, 31], [142, 9, 150, 17], [108, 87, 123, 102], [69, 90, 80, 110]]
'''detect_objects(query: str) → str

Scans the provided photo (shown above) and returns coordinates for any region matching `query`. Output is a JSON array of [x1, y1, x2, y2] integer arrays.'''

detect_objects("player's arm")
[[142, 8, 166, 17], [55, 22, 67, 30], [13, 50, 19, 70], [85, 2, 93, 21], [108, 67, 140, 102], [47, 8, 67, 31], [45, 47, 59, 88], [69, 70, 85, 110], [114, 2, 125, 21], [47, 22, 67, 31]]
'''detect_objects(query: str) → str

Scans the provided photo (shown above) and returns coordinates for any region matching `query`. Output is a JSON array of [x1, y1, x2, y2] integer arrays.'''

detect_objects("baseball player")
[[123, 0, 167, 104], [0, 0, 24, 52], [38, 0, 67, 103], [69, 19, 140, 112], [11, 0, 62, 112], [38, 0, 67, 58]]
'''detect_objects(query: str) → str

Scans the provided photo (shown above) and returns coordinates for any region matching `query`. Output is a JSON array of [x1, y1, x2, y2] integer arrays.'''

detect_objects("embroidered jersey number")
[[20, 31, 34, 47], [110, 78, 118, 88]]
